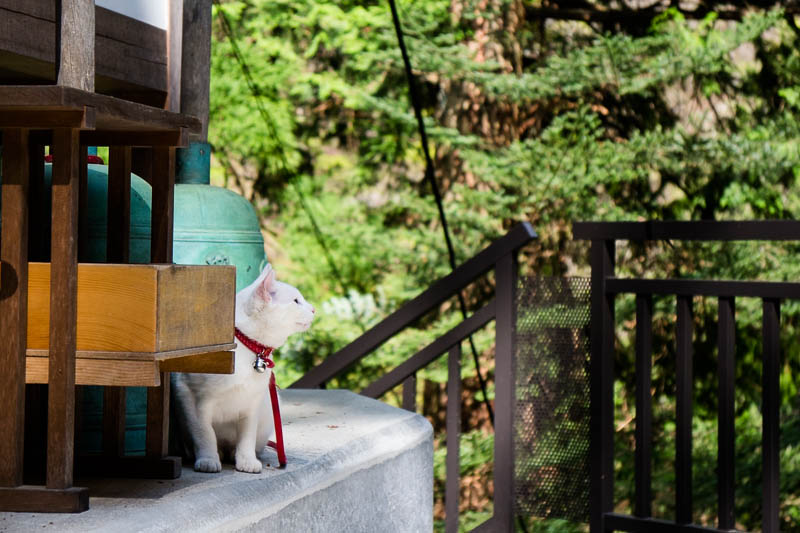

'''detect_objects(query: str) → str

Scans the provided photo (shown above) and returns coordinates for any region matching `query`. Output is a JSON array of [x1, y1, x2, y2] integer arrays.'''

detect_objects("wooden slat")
[[0, 128, 30, 487], [26, 342, 236, 362], [103, 387, 126, 457], [179, 0, 212, 139], [146, 373, 170, 458], [47, 127, 80, 490], [635, 294, 653, 518], [0, 109, 94, 128], [717, 297, 735, 529], [150, 146, 175, 263], [26, 357, 160, 387], [159, 351, 235, 374], [445, 344, 461, 533], [77, 145, 89, 262], [28, 138, 48, 261], [81, 129, 188, 147], [107, 146, 132, 263], [56, 0, 95, 91], [0, 86, 200, 133], [675, 295, 693, 524], [0, 486, 88, 513], [0, 4, 167, 94]]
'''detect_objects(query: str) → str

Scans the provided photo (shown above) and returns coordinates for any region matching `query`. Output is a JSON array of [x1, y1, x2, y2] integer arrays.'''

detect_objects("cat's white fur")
[[171, 264, 315, 473]]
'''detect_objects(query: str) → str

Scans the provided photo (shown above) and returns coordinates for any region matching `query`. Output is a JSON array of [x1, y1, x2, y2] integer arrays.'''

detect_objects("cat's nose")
[[311, 306, 316, 314]]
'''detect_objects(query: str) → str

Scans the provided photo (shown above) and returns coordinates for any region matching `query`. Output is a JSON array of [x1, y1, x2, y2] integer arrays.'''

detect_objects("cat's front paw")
[[235, 455, 263, 474], [194, 456, 222, 473]]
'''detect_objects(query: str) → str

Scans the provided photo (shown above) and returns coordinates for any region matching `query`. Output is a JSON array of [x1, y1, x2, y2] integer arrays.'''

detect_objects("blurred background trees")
[[208, 1, 800, 529]]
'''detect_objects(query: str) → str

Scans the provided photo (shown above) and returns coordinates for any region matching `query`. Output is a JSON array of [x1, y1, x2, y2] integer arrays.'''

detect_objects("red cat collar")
[[233, 327, 286, 467], [234, 327, 275, 369]]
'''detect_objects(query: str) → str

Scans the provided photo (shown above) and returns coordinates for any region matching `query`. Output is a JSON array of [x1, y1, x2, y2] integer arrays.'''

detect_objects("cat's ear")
[[254, 265, 277, 304]]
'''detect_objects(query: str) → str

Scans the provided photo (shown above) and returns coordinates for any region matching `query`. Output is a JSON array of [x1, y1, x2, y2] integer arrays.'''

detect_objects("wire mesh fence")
[[514, 276, 591, 525]]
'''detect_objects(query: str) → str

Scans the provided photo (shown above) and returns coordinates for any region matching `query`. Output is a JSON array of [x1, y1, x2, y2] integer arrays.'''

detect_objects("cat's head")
[[235, 264, 315, 348]]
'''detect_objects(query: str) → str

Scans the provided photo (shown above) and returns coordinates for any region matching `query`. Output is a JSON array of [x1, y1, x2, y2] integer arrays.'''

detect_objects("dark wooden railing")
[[291, 222, 537, 532], [573, 220, 793, 533]]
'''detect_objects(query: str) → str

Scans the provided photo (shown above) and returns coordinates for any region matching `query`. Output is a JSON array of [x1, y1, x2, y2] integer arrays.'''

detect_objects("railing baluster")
[[718, 296, 736, 529], [402, 373, 416, 412], [590, 239, 615, 533], [635, 294, 653, 518], [494, 252, 517, 531], [445, 345, 462, 533], [762, 299, 780, 533], [676, 295, 693, 524]]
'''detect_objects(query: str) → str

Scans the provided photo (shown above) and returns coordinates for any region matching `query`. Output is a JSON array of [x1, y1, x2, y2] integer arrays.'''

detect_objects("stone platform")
[[0, 390, 433, 533]]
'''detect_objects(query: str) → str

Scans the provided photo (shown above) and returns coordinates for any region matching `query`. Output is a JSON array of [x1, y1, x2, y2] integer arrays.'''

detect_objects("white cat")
[[171, 264, 315, 473]]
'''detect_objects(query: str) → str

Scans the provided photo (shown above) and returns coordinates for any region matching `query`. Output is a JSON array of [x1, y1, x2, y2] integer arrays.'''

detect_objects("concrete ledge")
[[0, 390, 434, 533]]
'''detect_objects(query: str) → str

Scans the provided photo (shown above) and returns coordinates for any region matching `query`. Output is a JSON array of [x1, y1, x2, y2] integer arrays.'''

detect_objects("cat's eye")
[[294, 298, 300, 304]]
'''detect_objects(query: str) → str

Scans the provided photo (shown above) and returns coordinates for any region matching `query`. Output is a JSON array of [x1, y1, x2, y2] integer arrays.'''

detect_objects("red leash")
[[234, 328, 287, 467]]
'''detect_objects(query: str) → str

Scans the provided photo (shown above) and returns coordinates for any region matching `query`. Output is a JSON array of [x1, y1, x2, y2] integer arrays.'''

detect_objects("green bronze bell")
[[173, 142, 266, 290]]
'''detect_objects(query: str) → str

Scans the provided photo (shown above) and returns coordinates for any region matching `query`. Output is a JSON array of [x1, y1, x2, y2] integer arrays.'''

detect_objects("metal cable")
[[387, 0, 495, 426]]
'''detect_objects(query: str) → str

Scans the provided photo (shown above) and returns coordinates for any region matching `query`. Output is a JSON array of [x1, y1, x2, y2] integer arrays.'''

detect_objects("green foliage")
[[209, 0, 800, 528]]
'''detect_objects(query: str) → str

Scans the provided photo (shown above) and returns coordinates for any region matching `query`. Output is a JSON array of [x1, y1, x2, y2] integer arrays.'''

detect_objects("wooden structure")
[[0, 0, 232, 513]]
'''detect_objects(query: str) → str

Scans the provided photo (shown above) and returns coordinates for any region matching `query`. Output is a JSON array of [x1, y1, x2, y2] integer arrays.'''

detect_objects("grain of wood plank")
[[26, 358, 160, 387], [26, 263, 235, 352], [0, 128, 30, 487], [157, 266, 235, 351], [56, 0, 95, 91], [47, 127, 80, 490]]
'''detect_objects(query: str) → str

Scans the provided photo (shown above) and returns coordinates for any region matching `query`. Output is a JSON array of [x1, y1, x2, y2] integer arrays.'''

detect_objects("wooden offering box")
[[24, 263, 236, 386]]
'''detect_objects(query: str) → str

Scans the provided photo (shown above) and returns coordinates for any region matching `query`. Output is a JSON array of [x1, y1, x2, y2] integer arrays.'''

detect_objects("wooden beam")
[[56, 0, 95, 91], [159, 351, 235, 374], [0, 128, 30, 487], [81, 128, 188, 147], [47, 127, 80, 490], [0, 108, 95, 129], [26, 357, 161, 387]]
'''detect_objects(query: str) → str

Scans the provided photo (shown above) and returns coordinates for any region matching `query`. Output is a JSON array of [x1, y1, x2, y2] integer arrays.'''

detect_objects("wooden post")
[[168, 0, 184, 112], [56, 0, 95, 91], [47, 128, 81, 489], [0, 129, 30, 488], [146, 146, 176, 469], [180, 0, 212, 141]]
